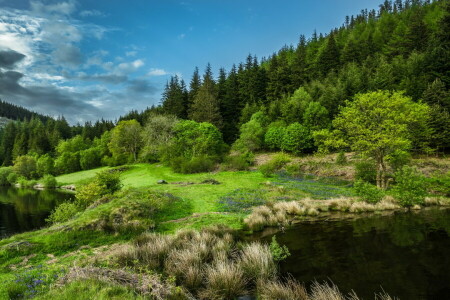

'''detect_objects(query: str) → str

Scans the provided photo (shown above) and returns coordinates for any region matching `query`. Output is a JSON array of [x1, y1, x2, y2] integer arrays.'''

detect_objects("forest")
[[1, 1, 450, 299]]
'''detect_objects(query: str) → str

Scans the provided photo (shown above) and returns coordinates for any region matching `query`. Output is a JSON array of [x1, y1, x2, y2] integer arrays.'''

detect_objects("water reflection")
[[258, 209, 450, 300], [0, 187, 74, 238]]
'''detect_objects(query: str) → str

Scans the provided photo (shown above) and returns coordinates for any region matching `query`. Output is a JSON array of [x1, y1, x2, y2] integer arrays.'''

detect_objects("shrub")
[[264, 123, 286, 150], [17, 177, 37, 188], [76, 182, 108, 208], [180, 156, 215, 174], [13, 155, 37, 179], [259, 153, 291, 177], [36, 154, 55, 177], [392, 166, 428, 207], [95, 170, 122, 194], [281, 123, 313, 155], [222, 152, 255, 171], [7, 172, 18, 185], [428, 172, 450, 197], [0, 167, 14, 186], [269, 236, 291, 262], [355, 161, 377, 184], [42, 174, 57, 189], [353, 180, 384, 203], [335, 151, 347, 165], [258, 278, 308, 300], [46, 202, 80, 224], [386, 150, 411, 173]]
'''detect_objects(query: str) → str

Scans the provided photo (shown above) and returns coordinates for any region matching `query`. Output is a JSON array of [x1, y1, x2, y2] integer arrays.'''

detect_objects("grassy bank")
[[1, 154, 449, 298]]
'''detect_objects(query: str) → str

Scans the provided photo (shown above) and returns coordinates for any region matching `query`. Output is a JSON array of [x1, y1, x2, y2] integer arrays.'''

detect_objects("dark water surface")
[[0, 187, 74, 238], [254, 208, 450, 300]]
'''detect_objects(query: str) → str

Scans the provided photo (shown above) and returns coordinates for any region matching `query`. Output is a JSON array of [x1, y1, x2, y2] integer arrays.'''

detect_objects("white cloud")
[[30, 0, 77, 16], [117, 59, 145, 74], [126, 51, 137, 57], [147, 68, 168, 76], [79, 10, 104, 17]]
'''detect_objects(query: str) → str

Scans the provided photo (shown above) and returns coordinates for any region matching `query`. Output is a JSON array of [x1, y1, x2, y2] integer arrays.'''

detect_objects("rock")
[[61, 184, 76, 191], [157, 180, 168, 184], [3, 240, 34, 251], [33, 183, 45, 190], [201, 179, 221, 185]]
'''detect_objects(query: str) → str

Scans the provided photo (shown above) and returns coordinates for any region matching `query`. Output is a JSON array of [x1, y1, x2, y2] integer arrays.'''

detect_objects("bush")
[[0, 167, 14, 186], [269, 236, 291, 262], [353, 180, 384, 203], [355, 161, 377, 184], [428, 172, 450, 197], [7, 172, 18, 185], [386, 150, 411, 173], [13, 155, 37, 179], [42, 174, 57, 189], [180, 156, 215, 174], [281, 123, 313, 155], [258, 153, 291, 177], [46, 202, 80, 224], [17, 177, 37, 188], [392, 166, 428, 207], [264, 123, 286, 150], [95, 170, 122, 194], [36, 154, 55, 177], [222, 152, 255, 171], [335, 151, 347, 165]]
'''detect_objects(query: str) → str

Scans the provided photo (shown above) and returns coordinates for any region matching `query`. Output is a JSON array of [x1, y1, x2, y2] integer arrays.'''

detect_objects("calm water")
[[0, 187, 74, 238], [254, 208, 450, 300]]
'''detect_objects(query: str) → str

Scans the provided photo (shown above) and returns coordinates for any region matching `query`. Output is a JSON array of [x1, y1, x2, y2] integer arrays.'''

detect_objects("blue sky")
[[0, 0, 382, 123]]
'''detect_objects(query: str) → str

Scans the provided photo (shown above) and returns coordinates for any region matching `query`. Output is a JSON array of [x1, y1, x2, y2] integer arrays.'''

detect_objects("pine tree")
[[317, 33, 340, 76], [188, 67, 201, 115], [291, 35, 307, 88], [190, 64, 223, 128]]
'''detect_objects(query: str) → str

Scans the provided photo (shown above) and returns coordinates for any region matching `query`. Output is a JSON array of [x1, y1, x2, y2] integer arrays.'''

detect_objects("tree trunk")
[[376, 154, 387, 189]]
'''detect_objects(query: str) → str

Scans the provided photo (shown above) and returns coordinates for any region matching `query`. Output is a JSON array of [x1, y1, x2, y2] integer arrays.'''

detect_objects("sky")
[[0, 0, 382, 124]]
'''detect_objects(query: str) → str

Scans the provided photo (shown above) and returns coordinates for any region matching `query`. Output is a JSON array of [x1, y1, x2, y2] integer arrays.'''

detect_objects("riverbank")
[[1, 155, 449, 298]]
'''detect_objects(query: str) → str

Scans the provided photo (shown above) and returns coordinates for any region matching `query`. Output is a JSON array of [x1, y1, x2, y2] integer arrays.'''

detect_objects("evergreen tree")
[[317, 33, 340, 76]]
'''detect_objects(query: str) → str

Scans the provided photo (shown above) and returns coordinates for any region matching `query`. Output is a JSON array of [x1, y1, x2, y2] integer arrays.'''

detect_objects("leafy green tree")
[[140, 114, 178, 161], [109, 120, 142, 162], [80, 148, 101, 170], [13, 155, 37, 179], [233, 112, 268, 152], [280, 87, 312, 124], [264, 122, 286, 150], [55, 152, 80, 174], [331, 91, 430, 189], [281, 122, 313, 155], [36, 154, 55, 177], [303, 101, 330, 131]]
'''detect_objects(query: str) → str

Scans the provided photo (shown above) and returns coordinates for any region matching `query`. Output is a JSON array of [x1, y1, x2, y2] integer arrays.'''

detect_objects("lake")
[[0, 187, 74, 239], [253, 208, 450, 300]]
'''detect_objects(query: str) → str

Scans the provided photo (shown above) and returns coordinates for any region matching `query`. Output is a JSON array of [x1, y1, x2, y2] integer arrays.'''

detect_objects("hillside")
[[0, 100, 51, 123]]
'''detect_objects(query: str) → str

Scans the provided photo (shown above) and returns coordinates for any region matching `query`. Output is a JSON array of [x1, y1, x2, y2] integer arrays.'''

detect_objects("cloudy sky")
[[0, 0, 381, 124]]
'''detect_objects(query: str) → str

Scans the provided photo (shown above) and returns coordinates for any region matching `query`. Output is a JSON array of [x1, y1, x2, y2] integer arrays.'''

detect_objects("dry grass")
[[239, 242, 277, 282], [58, 266, 188, 300], [245, 196, 407, 231], [309, 281, 359, 300], [258, 278, 308, 300], [200, 261, 246, 300]]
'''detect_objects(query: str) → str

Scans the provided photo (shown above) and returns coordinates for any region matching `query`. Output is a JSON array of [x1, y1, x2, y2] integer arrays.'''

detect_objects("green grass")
[[56, 167, 109, 186]]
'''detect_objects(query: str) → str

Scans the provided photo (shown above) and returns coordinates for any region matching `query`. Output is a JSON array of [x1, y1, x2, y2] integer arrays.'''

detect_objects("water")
[[0, 187, 75, 239], [254, 208, 450, 300]]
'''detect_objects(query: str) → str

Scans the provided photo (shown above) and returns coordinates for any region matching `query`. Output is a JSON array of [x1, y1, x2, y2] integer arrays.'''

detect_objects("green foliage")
[[174, 156, 216, 174], [13, 155, 37, 179], [140, 114, 178, 162], [258, 153, 291, 177], [392, 166, 428, 207], [80, 148, 102, 170], [7, 171, 18, 185], [41, 174, 57, 189], [335, 152, 347, 165], [75, 170, 122, 208], [303, 101, 330, 131], [46, 201, 80, 224], [331, 91, 430, 188], [222, 152, 255, 171], [54, 152, 80, 175], [386, 150, 412, 173], [428, 172, 450, 197], [233, 112, 268, 152], [281, 122, 313, 155], [269, 236, 291, 262], [0, 167, 14, 186], [109, 120, 142, 163], [264, 122, 286, 150], [355, 161, 377, 184], [36, 154, 55, 177], [353, 180, 385, 203]]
